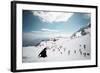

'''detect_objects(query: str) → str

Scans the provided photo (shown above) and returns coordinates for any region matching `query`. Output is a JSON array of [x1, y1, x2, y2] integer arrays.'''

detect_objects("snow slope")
[[23, 24, 91, 63], [71, 24, 91, 38], [23, 34, 91, 63]]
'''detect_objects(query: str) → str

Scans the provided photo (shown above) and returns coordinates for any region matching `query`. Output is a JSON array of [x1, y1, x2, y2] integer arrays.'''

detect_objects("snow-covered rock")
[[71, 24, 91, 38]]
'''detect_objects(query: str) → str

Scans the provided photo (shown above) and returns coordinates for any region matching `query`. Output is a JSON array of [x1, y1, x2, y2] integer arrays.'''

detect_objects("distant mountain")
[[71, 23, 91, 39]]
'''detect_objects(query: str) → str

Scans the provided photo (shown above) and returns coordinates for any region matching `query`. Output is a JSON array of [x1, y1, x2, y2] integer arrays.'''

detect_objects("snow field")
[[23, 34, 91, 63]]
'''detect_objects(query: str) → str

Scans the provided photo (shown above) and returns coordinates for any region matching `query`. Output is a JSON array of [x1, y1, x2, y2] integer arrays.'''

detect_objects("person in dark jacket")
[[38, 47, 47, 58]]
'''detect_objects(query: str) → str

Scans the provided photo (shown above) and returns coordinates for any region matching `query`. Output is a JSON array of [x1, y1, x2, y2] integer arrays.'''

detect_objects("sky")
[[23, 10, 90, 37]]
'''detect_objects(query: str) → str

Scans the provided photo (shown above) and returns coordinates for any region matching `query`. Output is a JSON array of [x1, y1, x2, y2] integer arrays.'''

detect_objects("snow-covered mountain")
[[22, 24, 91, 63], [71, 24, 91, 39]]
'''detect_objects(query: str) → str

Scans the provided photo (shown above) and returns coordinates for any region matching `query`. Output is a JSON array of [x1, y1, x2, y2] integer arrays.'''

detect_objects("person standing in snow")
[[68, 50, 70, 55], [38, 47, 47, 58]]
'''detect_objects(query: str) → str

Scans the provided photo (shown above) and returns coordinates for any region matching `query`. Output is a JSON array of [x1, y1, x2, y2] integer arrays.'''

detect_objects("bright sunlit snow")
[[23, 33, 91, 63]]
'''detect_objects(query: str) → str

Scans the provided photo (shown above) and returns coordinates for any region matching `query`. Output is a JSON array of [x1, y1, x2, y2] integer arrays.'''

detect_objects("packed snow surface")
[[22, 34, 91, 63]]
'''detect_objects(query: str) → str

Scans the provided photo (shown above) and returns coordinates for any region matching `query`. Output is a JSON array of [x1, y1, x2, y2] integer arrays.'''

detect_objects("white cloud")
[[32, 11, 73, 23], [41, 28, 59, 32]]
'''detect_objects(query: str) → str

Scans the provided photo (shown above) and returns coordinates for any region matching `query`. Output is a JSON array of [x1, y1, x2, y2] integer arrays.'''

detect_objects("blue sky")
[[23, 10, 90, 37]]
